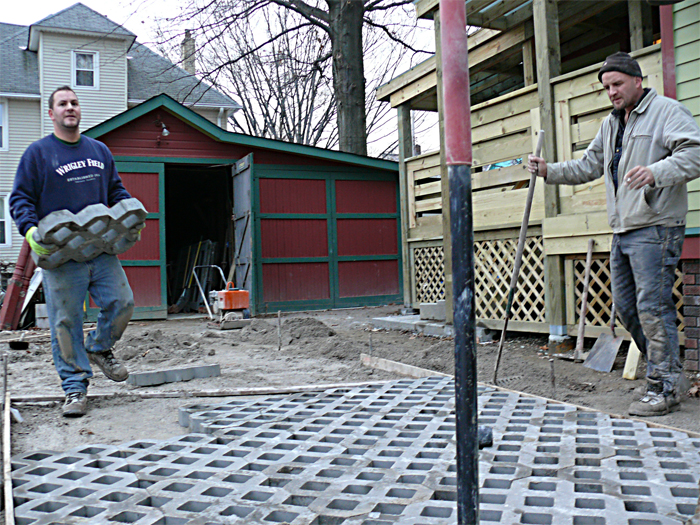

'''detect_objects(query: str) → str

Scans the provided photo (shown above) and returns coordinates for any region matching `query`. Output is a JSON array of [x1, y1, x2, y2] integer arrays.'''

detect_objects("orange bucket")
[[218, 282, 249, 310]]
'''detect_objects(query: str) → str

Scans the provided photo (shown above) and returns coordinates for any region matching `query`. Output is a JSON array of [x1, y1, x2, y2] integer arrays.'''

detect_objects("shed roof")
[[85, 94, 398, 172]]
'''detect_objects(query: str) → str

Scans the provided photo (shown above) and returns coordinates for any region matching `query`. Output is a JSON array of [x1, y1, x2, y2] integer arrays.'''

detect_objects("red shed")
[[85, 95, 401, 318]]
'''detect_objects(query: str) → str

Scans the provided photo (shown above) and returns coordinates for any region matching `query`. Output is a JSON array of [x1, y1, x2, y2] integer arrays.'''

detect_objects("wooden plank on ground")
[[360, 353, 450, 378]]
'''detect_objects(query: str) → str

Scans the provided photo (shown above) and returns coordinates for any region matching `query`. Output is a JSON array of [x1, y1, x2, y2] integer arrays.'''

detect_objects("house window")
[[0, 196, 10, 246], [72, 51, 99, 89], [0, 100, 7, 151]]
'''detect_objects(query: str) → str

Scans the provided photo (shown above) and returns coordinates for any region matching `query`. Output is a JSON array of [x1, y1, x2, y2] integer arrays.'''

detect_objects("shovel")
[[583, 304, 624, 373]]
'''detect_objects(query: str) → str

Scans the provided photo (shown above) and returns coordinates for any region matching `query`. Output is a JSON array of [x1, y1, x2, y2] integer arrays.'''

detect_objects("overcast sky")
[[5, 0, 439, 155]]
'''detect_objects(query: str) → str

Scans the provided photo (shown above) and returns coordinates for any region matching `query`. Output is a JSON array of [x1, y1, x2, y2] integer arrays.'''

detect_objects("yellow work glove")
[[130, 222, 145, 241], [25, 226, 57, 256]]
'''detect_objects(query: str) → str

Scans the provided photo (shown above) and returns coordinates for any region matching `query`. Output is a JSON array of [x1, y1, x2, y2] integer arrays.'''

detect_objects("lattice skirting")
[[569, 256, 685, 331], [413, 245, 445, 304], [412, 237, 546, 324], [474, 236, 545, 323]]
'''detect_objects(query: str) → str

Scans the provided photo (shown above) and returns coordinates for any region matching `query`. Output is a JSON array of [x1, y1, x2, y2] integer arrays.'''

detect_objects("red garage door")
[[254, 170, 401, 312]]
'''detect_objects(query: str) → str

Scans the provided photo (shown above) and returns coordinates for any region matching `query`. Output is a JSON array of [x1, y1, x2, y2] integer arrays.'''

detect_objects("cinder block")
[[126, 364, 220, 387], [422, 322, 452, 338], [419, 300, 446, 321], [372, 315, 421, 332], [32, 198, 147, 269]]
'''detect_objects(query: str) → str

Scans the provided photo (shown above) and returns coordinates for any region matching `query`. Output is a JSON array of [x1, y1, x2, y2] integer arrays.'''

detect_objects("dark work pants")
[[610, 225, 684, 396]]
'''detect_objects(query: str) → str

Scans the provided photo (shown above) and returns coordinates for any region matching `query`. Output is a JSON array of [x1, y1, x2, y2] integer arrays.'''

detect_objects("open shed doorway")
[[164, 163, 233, 312]]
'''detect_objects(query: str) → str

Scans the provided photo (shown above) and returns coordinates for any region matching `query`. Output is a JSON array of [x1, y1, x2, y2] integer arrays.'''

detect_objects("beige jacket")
[[547, 88, 700, 234]]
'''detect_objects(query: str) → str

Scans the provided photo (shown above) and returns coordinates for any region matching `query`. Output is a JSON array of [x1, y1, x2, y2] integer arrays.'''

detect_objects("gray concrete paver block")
[[11, 378, 700, 524], [126, 364, 221, 387], [32, 198, 147, 269]]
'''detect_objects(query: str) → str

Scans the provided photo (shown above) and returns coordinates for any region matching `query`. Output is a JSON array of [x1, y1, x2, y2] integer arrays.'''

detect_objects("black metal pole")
[[449, 163, 479, 523]]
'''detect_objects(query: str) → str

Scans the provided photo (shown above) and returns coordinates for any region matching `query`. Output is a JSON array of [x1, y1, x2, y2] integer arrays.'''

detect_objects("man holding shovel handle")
[[527, 52, 700, 417]]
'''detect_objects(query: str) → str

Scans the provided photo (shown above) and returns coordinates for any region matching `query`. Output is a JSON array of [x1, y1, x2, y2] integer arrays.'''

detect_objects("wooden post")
[[533, 0, 567, 335], [523, 39, 536, 86], [397, 104, 414, 308], [434, 10, 454, 324], [629, 0, 644, 51]]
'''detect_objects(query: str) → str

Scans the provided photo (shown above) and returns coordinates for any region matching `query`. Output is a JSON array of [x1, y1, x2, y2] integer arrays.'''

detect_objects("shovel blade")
[[583, 333, 624, 373]]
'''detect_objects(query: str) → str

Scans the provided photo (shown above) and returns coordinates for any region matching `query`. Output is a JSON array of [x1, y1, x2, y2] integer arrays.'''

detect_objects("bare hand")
[[624, 166, 655, 189], [527, 155, 547, 178]]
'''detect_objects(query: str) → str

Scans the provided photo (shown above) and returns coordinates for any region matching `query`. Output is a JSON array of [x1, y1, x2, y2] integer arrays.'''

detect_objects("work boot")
[[632, 383, 648, 399], [62, 392, 87, 417], [668, 389, 683, 409], [88, 349, 128, 382], [628, 386, 671, 417]]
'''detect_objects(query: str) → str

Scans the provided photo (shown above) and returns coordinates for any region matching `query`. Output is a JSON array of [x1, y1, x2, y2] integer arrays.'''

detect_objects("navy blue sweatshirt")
[[10, 134, 131, 236]]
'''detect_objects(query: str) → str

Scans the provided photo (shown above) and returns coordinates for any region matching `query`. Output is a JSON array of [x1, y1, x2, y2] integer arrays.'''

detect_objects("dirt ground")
[[4, 305, 700, 459]]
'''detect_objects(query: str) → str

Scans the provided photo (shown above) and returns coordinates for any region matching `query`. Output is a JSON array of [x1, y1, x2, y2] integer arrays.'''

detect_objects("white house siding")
[[674, 0, 700, 230], [192, 107, 225, 127], [40, 31, 128, 136], [0, 98, 42, 262]]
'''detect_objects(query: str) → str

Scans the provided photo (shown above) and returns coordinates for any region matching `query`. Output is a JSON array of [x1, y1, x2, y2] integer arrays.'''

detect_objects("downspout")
[[659, 5, 676, 100], [218, 107, 225, 129]]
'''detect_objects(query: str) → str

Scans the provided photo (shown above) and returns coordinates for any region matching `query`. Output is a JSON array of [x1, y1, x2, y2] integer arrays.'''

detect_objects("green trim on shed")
[[251, 165, 402, 313], [85, 94, 398, 172]]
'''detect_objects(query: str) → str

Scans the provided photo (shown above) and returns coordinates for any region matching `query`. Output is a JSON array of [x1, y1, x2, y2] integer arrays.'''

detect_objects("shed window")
[[72, 51, 99, 88]]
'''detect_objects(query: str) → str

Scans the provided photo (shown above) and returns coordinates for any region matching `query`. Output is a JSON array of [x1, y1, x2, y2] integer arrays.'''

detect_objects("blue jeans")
[[43, 253, 134, 394], [610, 225, 684, 396]]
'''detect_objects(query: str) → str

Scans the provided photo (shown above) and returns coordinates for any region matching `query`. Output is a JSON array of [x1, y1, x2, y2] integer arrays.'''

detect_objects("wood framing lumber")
[[360, 353, 450, 379]]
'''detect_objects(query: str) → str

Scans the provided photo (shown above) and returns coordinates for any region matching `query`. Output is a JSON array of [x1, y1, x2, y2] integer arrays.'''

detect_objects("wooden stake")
[[549, 358, 556, 399], [277, 311, 281, 351]]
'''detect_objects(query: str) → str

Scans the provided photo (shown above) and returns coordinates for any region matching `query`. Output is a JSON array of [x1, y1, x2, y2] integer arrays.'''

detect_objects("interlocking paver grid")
[[11, 377, 700, 524]]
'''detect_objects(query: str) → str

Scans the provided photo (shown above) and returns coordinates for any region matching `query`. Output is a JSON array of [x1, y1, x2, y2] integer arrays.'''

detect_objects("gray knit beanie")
[[598, 52, 643, 82]]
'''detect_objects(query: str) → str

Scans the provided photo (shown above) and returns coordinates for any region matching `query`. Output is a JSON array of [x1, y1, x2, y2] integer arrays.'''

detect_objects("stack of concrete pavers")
[[32, 198, 147, 269]]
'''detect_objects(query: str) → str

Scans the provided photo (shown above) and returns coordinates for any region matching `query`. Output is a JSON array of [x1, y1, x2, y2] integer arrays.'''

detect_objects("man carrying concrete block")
[[10, 86, 140, 417]]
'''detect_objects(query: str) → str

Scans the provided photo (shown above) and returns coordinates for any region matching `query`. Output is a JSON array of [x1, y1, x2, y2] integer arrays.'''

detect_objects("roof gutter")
[[0, 93, 41, 100]]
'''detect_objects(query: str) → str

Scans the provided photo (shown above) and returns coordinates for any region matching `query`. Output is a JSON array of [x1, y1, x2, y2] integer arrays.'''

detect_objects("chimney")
[[181, 30, 196, 74]]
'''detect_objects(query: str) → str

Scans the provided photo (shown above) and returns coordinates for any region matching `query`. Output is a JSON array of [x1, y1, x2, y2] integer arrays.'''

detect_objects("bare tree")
[[198, 9, 338, 148], [151, 0, 432, 156]]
